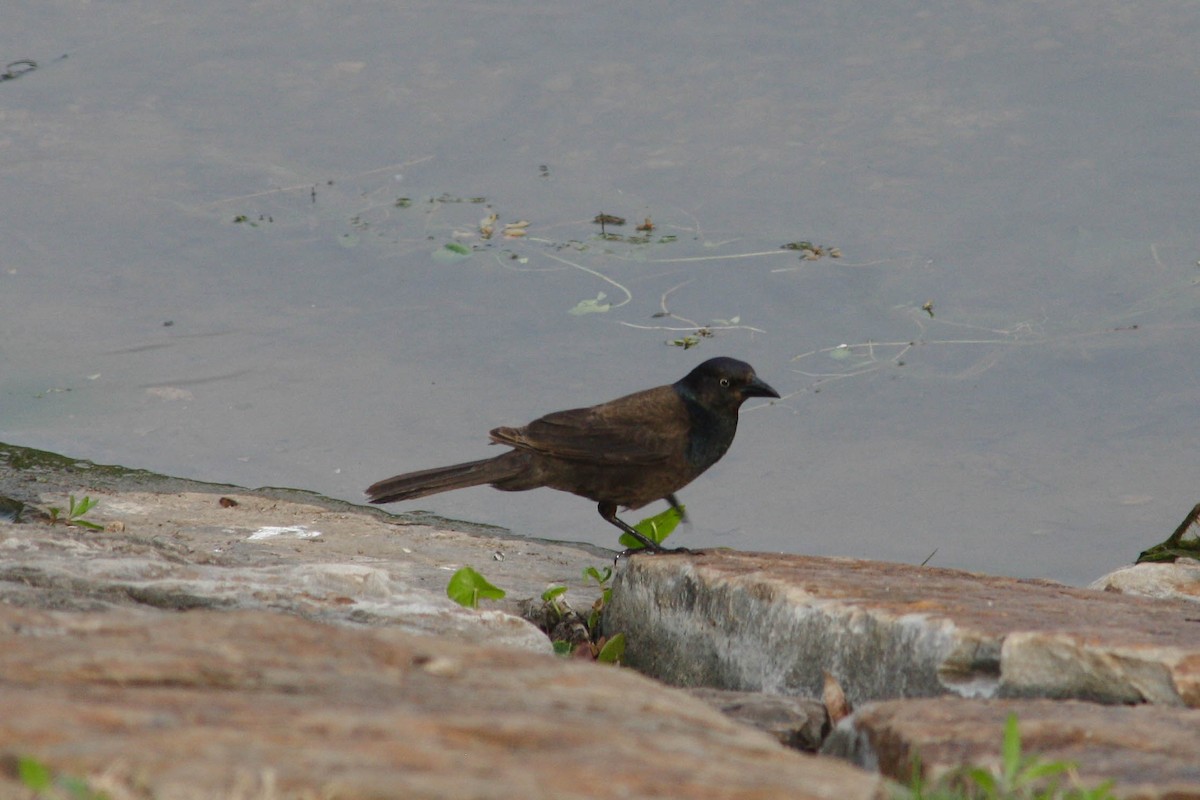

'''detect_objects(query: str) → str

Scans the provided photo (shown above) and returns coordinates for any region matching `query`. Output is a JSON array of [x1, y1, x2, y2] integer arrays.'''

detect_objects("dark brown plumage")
[[366, 357, 778, 551]]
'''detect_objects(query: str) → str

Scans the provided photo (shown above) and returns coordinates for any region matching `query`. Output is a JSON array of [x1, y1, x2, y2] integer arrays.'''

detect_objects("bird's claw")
[[615, 545, 695, 560]]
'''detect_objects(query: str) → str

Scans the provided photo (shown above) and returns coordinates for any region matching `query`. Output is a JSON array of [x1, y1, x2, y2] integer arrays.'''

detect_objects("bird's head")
[[675, 357, 780, 411]]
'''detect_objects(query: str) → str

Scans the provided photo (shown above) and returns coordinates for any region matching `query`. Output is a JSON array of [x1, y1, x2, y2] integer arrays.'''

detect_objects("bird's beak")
[[743, 375, 780, 399]]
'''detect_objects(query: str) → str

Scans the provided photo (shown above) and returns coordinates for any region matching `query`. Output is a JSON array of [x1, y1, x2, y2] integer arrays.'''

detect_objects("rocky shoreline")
[[1, 441, 1198, 798]]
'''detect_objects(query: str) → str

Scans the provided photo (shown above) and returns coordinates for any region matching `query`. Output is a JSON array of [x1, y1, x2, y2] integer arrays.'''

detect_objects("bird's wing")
[[489, 386, 684, 465]]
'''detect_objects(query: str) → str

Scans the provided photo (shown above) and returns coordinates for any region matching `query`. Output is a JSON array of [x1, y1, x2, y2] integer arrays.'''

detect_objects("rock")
[[0, 604, 885, 800], [684, 687, 829, 751], [7, 444, 1199, 797], [823, 697, 1200, 799], [1091, 560, 1200, 604], [0, 489, 613, 651], [602, 552, 1200, 707]]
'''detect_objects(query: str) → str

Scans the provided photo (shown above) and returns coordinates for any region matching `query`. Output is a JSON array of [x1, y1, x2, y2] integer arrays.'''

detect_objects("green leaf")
[[16, 756, 53, 790], [69, 495, 98, 518], [1067, 780, 1117, 800], [541, 585, 568, 602], [583, 565, 612, 586], [432, 242, 473, 263], [618, 505, 684, 549], [551, 641, 573, 656], [596, 632, 625, 664], [71, 520, 105, 531], [1018, 759, 1073, 787], [446, 567, 506, 608], [962, 766, 997, 795], [1000, 713, 1022, 784]]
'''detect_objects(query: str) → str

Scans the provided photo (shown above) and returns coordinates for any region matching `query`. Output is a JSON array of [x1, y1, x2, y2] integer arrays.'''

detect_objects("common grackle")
[[366, 357, 779, 551]]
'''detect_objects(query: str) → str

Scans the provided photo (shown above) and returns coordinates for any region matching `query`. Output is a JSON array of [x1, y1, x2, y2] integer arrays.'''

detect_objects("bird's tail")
[[366, 455, 523, 504]]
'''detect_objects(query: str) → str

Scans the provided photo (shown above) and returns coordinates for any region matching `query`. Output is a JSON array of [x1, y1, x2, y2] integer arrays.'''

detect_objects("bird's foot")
[[615, 544, 695, 560]]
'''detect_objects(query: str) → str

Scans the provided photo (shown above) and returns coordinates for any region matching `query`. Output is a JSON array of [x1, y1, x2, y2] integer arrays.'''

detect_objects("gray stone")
[[602, 552, 1200, 707], [685, 687, 830, 751], [823, 697, 1200, 800], [0, 604, 886, 800], [0, 489, 613, 651], [1091, 560, 1200, 604]]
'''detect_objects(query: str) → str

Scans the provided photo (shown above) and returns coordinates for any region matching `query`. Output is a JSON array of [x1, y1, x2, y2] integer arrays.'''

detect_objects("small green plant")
[[16, 756, 52, 792], [14, 755, 108, 799], [46, 495, 103, 531], [618, 505, 684, 550], [541, 584, 568, 623], [1137, 501, 1200, 563], [897, 714, 1117, 800], [536, 565, 626, 661], [583, 565, 614, 634], [577, 564, 628, 663], [583, 565, 613, 585], [445, 567, 506, 609]]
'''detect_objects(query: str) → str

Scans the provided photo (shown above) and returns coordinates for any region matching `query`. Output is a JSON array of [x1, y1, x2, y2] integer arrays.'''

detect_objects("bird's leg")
[[665, 494, 689, 524], [598, 502, 664, 552], [599, 502, 694, 555]]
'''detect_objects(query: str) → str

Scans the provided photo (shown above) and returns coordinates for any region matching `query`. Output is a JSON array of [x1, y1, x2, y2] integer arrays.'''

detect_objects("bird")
[[365, 357, 779, 551]]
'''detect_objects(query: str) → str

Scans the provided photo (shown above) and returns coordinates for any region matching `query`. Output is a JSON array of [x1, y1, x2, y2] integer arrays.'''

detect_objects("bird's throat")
[[679, 394, 738, 470]]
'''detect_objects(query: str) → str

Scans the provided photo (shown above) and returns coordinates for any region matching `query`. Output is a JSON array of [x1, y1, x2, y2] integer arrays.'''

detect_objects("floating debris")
[[569, 292, 611, 315], [432, 242, 473, 263], [503, 220, 530, 239], [593, 213, 625, 236], [781, 241, 841, 261], [0, 60, 37, 83], [479, 212, 498, 239]]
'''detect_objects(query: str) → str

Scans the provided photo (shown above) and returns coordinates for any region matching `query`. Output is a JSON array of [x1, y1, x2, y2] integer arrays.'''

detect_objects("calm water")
[[3, 1, 1199, 584]]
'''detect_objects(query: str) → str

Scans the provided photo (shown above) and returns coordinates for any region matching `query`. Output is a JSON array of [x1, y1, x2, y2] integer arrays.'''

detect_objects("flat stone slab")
[[0, 486, 615, 651], [0, 440, 612, 620], [602, 552, 1200, 707], [824, 697, 1200, 800], [0, 604, 885, 800]]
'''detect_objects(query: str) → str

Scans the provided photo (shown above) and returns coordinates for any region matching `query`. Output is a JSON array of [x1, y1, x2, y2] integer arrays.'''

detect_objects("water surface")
[[3, 1, 1199, 583]]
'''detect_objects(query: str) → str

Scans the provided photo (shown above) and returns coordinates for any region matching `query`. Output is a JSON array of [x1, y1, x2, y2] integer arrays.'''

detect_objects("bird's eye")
[[719, 378, 731, 388]]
